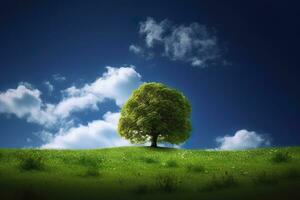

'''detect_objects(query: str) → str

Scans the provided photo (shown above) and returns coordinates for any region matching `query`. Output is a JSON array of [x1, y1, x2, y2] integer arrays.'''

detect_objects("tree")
[[118, 82, 192, 147]]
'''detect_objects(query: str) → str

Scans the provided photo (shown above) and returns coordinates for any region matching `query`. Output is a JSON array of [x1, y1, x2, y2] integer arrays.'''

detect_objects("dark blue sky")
[[0, 0, 299, 149]]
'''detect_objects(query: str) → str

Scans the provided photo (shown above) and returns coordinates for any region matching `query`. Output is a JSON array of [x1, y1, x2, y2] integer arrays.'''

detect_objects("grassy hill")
[[0, 146, 300, 200]]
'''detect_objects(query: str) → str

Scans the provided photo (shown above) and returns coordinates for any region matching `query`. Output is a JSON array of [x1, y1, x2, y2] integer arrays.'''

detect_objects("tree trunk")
[[151, 134, 158, 147]]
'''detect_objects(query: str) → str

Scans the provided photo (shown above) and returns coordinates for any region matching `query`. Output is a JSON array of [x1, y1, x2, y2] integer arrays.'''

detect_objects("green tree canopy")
[[118, 82, 192, 147]]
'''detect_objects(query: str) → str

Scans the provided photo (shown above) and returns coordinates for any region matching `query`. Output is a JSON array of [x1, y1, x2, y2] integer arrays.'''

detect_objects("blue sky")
[[0, 0, 299, 149]]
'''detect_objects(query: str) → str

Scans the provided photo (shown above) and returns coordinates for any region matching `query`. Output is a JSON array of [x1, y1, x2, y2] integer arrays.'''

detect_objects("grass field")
[[0, 146, 299, 200]]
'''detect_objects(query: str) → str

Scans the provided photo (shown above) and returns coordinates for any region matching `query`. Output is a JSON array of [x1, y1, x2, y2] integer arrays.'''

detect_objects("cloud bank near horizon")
[[41, 111, 132, 149], [216, 129, 270, 150]]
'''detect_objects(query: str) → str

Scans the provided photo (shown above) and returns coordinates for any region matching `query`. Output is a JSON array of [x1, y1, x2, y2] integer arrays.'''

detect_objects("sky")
[[0, 0, 299, 150]]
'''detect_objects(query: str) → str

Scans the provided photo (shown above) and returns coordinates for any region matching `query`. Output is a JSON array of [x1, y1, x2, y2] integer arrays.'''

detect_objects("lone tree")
[[118, 82, 191, 147]]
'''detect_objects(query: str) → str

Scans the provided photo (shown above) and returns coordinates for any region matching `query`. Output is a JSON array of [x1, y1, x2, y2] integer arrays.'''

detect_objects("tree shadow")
[[142, 146, 178, 152]]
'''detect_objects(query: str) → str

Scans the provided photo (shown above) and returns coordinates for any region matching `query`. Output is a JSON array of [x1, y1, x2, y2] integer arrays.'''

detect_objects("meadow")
[[0, 146, 299, 200]]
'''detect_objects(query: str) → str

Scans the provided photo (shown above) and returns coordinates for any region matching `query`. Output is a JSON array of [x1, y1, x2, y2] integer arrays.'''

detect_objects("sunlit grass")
[[0, 146, 299, 200]]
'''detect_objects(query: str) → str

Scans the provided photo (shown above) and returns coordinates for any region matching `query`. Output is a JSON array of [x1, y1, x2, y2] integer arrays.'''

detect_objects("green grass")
[[271, 151, 292, 163], [0, 146, 299, 200]]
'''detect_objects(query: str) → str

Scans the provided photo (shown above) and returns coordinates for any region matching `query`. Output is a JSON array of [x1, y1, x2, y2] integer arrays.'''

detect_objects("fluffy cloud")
[[131, 17, 221, 67], [0, 84, 56, 125], [54, 66, 142, 118], [216, 129, 270, 150], [41, 112, 131, 149], [0, 66, 142, 126]]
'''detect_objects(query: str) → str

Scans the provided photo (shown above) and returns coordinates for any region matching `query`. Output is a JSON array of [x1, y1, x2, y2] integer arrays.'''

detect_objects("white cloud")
[[0, 66, 142, 127], [131, 17, 221, 67], [53, 94, 100, 118], [0, 84, 56, 125], [191, 58, 203, 66], [44, 81, 54, 93], [139, 17, 168, 47], [129, 44, 143, 55], [216, 129, 270, 150], [52, 74, 66, 82], [53, 66, 142, 118], [40, 66, 142, 149], [164, 25, 195, 60], [18, 81, 33, 89], [41, 111, 132, 149], [0, 85, 41, 118]]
